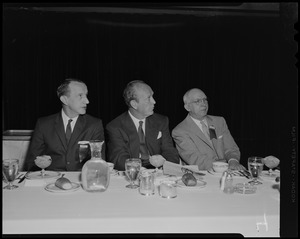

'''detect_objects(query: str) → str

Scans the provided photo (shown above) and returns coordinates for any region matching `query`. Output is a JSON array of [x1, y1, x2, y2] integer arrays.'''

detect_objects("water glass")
[[159, 180, 177, 199], [3, 159, 19, 190], [139, 170, 155, 196], [248, 156, 263, 185]]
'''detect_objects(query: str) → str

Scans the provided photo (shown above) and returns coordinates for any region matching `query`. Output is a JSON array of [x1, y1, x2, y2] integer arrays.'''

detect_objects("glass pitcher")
[[81, 140, 110, 192]]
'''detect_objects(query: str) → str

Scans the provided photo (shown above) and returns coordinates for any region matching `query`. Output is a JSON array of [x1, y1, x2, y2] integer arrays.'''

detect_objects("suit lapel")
[[145, 116, 158, 155], [186, 115, 213, 148], [122, 112, 140, 158], [54, 113, 68, 150], [206, 116, 219, 151]]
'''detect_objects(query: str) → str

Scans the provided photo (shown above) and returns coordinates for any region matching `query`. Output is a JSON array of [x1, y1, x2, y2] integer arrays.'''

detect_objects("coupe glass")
[[34, 155, 52, 178], [248, 156, 264, 185], [125, 158, 142, 189], [263, 156, 280, 176], [3, 159, 19, 190]]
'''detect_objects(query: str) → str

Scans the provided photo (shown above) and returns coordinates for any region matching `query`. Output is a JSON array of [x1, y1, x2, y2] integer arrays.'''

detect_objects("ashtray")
[[234, 183, 257, 194]]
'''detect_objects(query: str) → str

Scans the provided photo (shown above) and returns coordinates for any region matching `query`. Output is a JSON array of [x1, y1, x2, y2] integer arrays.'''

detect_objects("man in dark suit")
[[106, 80, 179, 171], [24, 78, 105, 171], [172, 88, 245, 171]]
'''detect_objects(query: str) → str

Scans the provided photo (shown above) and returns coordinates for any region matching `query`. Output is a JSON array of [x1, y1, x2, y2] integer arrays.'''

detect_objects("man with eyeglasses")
[[172, 88, 245, 171]]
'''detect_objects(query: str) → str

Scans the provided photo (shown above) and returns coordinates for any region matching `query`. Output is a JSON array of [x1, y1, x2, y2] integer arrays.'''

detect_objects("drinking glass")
[[34, 155, 52, 178], [3, 159, 19, 190], [125, 158, 141, 189], [78, 141, 91, 163], [248, 156, 264, 185], [263, 156, 280, 176]]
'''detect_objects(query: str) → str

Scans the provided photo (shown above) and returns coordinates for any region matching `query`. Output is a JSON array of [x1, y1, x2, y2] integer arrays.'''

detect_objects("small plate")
[[207, 168, 223, 175], [45, 182, 80, 193], [260, 170, 280, 180], [207, 169, 247, 178], [176, 180, 207, 189], [26, 171, 61, 180]]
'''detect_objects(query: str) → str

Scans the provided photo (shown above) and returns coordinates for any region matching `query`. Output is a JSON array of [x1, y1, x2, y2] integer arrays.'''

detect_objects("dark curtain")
[[2, 8, 297, 168]]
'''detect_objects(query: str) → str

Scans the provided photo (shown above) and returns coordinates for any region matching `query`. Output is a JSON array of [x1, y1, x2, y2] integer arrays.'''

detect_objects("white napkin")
[[163, 161, 200, 177]]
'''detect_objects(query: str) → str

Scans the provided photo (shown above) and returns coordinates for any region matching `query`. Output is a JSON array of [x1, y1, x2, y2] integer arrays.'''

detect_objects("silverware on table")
[[18, 172, 30, 183]]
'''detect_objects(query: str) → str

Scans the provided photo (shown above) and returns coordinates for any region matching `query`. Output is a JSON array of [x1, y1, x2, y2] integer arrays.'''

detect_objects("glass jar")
[[81, 140, 110, 192]]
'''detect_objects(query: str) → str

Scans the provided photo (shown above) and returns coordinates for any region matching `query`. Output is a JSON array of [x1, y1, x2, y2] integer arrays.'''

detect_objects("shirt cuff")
[[228, 158, 239, 163]]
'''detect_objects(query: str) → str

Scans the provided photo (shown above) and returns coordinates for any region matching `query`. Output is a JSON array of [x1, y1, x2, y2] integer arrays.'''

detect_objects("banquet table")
[[3, 170, 280, 236]]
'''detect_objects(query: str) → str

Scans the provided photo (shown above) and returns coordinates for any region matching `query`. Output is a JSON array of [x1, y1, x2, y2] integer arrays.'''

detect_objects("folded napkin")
[[163, 161, 200, 177]]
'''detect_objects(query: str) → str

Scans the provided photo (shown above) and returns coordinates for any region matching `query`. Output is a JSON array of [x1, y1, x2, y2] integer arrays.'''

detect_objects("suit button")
[[67, 162, 70, 164]]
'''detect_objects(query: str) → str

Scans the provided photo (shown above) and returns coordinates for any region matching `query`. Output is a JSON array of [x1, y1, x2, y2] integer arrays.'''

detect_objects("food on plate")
[[181, 173, 197, 186], [55, 175, 72, 190]]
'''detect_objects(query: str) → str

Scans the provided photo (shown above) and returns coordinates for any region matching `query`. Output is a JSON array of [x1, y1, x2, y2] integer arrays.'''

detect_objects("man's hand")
[[228, 159, 246, 171], [149, 155, 166, 168]]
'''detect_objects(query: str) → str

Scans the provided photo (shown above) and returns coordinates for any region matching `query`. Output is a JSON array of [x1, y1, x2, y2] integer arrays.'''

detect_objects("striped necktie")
[[200, 120, 211, 141]]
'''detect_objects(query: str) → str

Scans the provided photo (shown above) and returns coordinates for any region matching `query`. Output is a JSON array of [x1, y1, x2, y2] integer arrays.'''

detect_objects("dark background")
[[2, 3, 298, 237]]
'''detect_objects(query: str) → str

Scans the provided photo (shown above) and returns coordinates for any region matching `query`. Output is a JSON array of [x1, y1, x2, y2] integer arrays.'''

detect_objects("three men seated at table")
[[24, 79, 244, 172]]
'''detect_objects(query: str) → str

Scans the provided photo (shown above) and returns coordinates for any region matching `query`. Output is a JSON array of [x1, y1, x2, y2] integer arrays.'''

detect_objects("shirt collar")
[[61, 109, 79, 129], [190, 115, 208, 127], [128, 110, 146, 131]]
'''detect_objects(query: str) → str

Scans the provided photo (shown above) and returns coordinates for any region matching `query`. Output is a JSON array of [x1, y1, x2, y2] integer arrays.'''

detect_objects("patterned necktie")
[[66, 119, 73, 144], [138, 121, 149, 160], [200, 120, 211, 141]]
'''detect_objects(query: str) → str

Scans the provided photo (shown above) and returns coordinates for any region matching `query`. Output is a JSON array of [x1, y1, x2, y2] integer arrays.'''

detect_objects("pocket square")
[[157, 131, 162, 139], [209, 127, 217, 140], [218, 135, 223, 139]]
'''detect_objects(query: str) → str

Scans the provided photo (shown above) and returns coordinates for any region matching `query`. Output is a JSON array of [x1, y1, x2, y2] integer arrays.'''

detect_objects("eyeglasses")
[[189, 98, 208, 105]]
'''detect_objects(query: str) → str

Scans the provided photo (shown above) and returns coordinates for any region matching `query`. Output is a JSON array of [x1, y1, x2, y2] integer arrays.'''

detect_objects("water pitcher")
[[81, 140, 110, 192]]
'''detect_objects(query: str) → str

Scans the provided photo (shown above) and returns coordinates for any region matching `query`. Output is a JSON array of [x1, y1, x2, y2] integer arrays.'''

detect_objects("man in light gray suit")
[[172, 88, 245, 171]]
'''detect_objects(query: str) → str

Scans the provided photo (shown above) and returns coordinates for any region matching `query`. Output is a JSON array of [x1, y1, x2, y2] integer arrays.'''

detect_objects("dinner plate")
[[176, 180, 207, 189], [45, 182, 81, 193], [26, 171, 61, 180]]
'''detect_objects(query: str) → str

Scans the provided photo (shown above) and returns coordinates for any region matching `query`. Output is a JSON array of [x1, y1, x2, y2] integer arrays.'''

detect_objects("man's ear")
[[130, 100, 138, 110], [60, 95, 68, 105], [184, 103, 190, 112]]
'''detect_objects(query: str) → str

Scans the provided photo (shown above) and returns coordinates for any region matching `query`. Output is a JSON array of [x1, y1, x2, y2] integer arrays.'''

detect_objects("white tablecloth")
[[3, 171, 279, 236]]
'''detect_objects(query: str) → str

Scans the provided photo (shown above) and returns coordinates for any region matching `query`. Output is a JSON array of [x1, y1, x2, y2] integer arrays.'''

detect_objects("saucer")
[[45, 182, 80, 193], [176, 180, 207, 189], [26, 171, 61, 180], [207, 168, 223, 176]]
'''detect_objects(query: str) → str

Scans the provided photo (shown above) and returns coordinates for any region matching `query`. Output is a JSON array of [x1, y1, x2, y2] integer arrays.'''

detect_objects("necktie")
[[200, 120, 211, 141], [66, 119, 73, 144], [138, 121, 149, 160]]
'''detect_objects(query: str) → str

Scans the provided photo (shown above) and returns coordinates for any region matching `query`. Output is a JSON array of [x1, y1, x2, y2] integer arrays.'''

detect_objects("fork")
[[17, 174, 24, 180]]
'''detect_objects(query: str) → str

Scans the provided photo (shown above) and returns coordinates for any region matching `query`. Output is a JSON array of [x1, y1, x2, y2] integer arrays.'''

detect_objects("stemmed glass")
[[263, 156, 280, 176], [125, 158, 142, 189], [3, 159, 19, 190], [34, 155, 52, 178], [149, 155, 165, 175], [248, 156, 264, 185]]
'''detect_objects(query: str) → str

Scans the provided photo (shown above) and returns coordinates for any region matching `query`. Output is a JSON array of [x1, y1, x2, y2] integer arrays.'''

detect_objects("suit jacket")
[[106, 112, 179, 171], [24, 112, 105, 171], [172, 114, 240, 170]]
